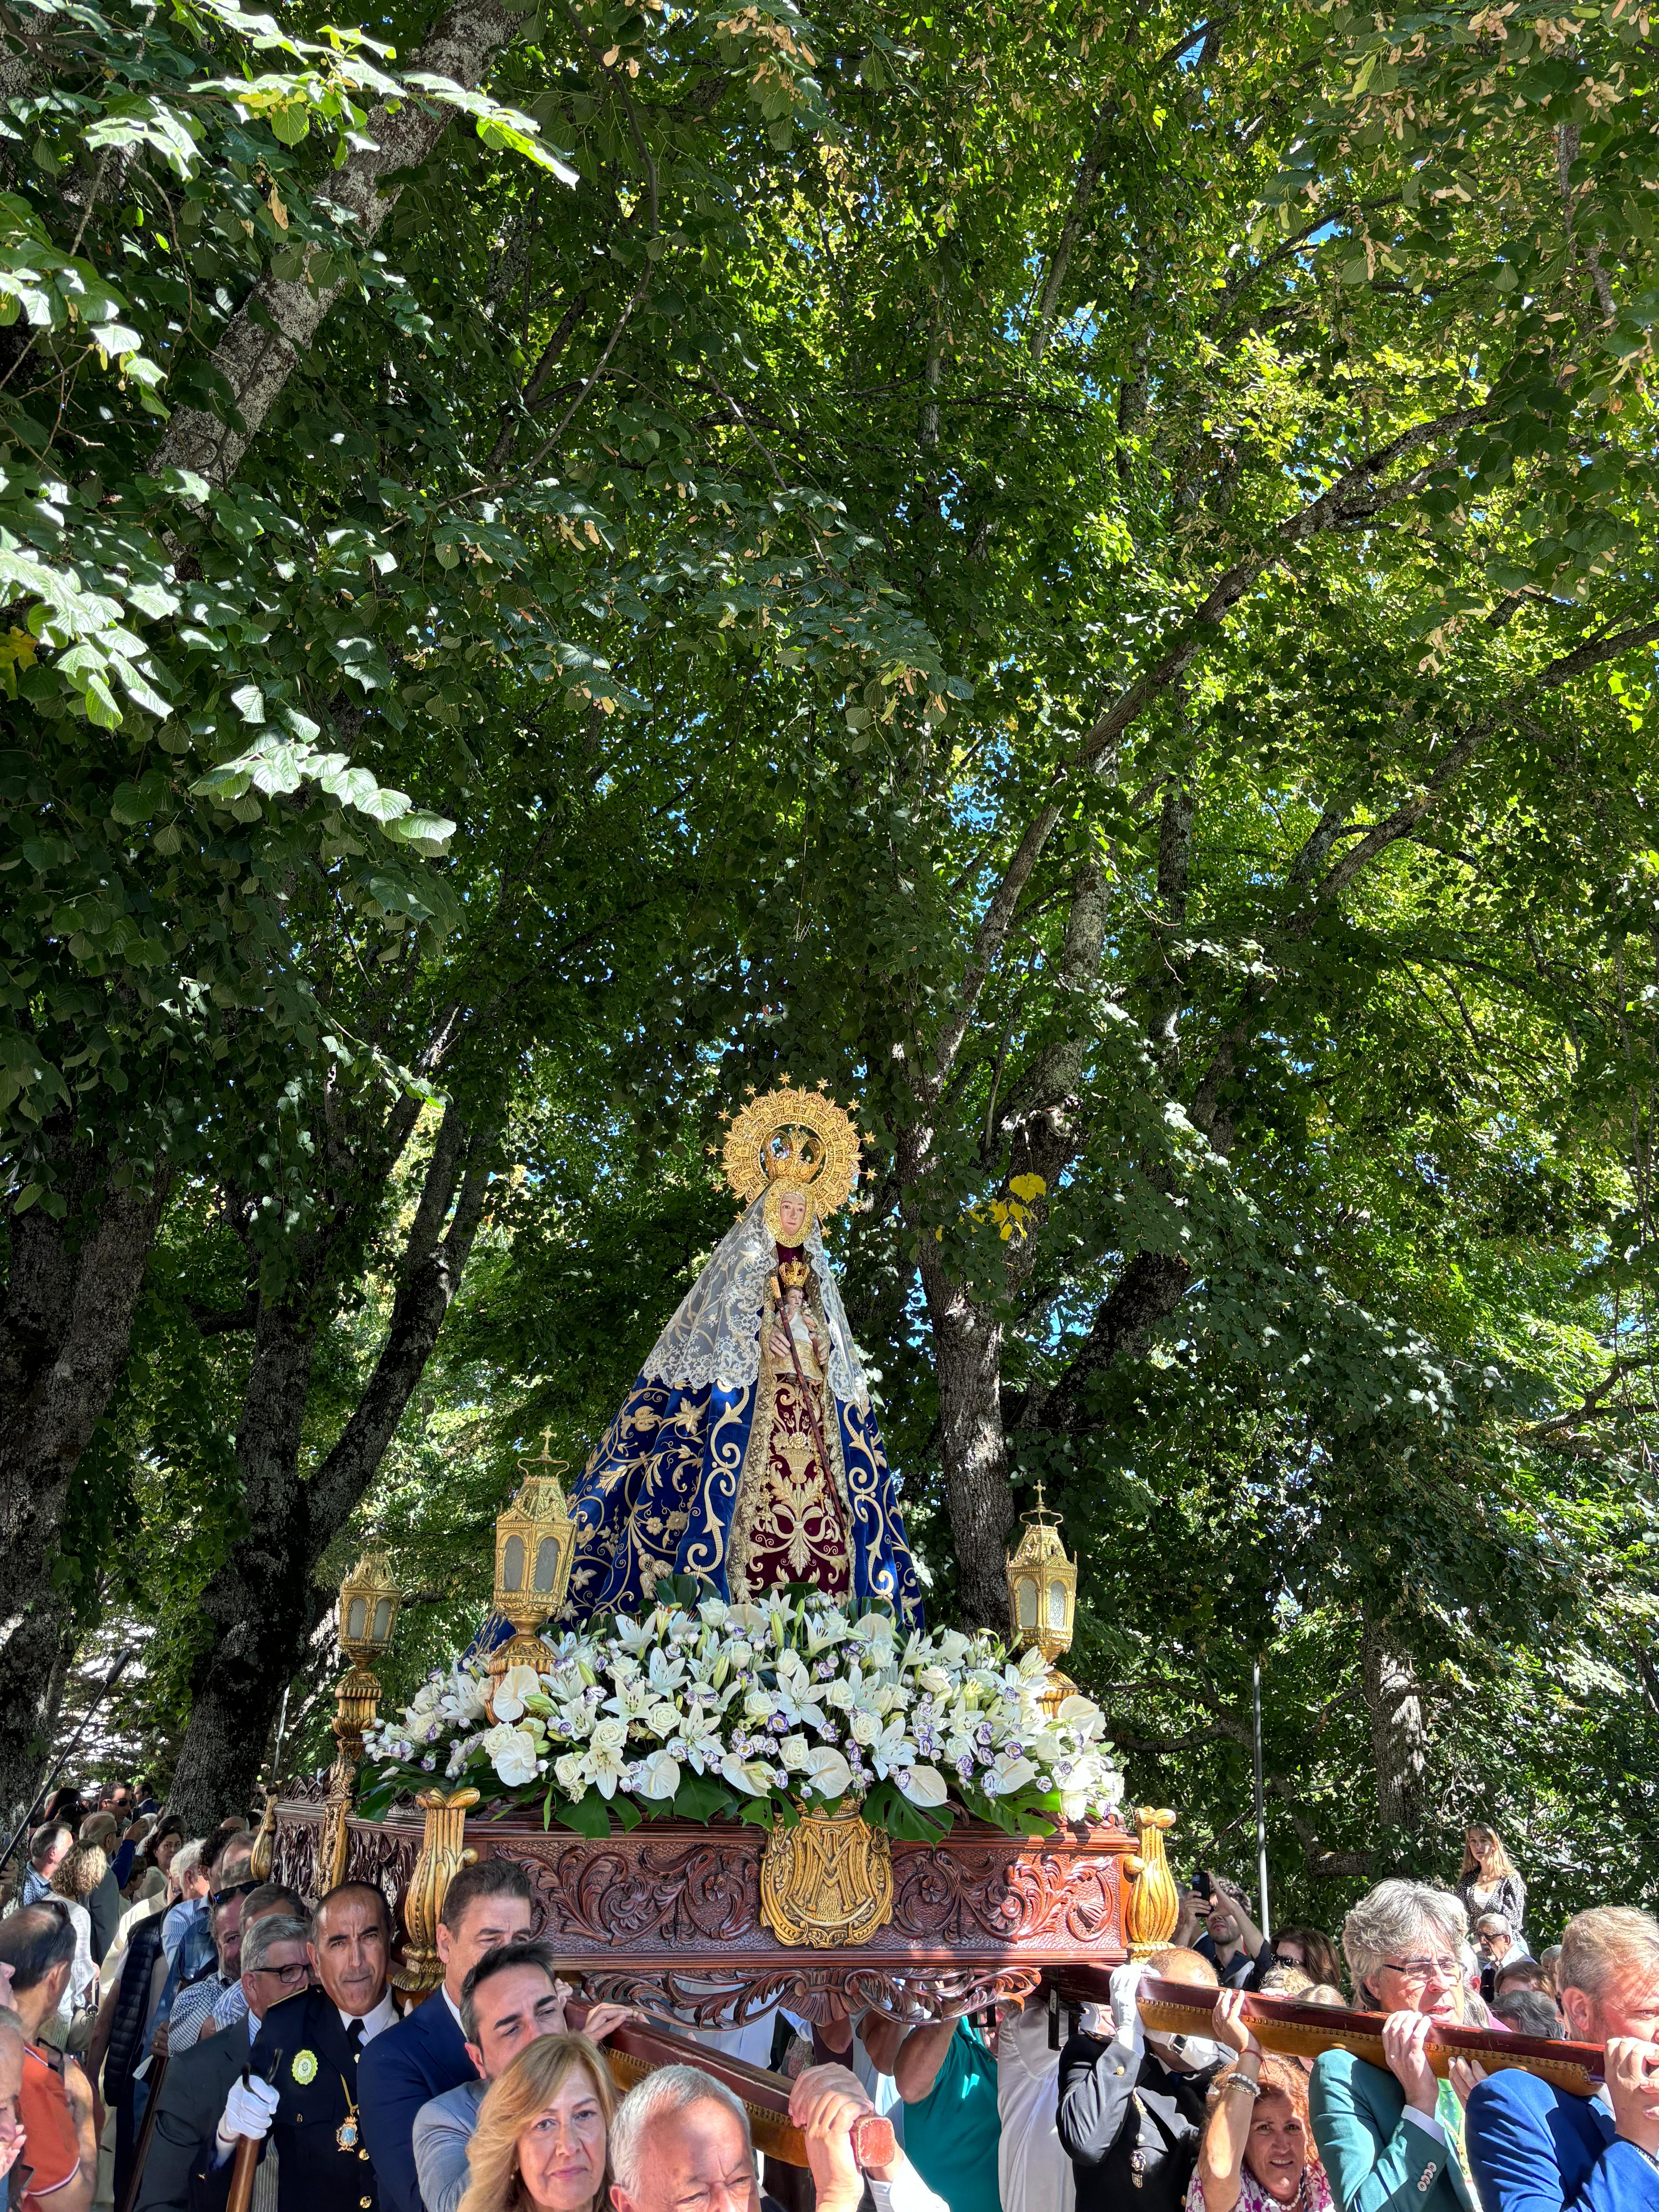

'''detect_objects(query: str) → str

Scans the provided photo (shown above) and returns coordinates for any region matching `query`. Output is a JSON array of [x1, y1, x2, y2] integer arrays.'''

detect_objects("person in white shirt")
[[998, 1996, 1075, 2212]]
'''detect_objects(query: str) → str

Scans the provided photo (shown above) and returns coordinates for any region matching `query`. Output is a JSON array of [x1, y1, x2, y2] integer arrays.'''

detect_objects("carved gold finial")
[[1125, 1808, 1181, 1958]]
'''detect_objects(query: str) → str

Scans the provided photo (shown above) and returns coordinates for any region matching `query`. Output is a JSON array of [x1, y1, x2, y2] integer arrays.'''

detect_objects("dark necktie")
[[346, 2018, 365, 2056]]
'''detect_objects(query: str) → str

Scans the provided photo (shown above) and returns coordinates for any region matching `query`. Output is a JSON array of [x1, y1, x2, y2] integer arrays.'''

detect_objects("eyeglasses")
[[248, 1961, 309, 1987], [1380, 1955, 1461, 1987], [210, 1881, 257, 1907]]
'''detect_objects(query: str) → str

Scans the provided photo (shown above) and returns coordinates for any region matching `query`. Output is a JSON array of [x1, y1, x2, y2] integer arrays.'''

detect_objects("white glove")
[[1109, 1962, 1148, 2039], [216, 2074, 280, 2153]]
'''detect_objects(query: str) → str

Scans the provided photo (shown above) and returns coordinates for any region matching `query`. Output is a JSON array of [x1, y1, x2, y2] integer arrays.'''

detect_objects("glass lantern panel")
[[1017, 1577, 1038, 1630], [1047, 1578, 1068, 1630], [533, 1537, 561, 1594], [372, 1597, 394, 1643], [346, 1596, 367, 1640], [502, 1533, 526, 1592]]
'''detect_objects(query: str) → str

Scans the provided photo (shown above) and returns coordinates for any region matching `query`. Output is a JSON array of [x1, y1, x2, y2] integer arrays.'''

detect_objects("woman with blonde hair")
[[1191, 1991, 1334, 2212], [1456, 1827, 1526, 1941], [44, 1843, 104, 2050], [458, 2035, 617, 2212]]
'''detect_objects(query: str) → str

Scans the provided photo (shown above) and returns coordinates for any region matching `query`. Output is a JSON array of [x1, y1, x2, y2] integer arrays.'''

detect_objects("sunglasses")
[[210, 1880, 258, 1907]]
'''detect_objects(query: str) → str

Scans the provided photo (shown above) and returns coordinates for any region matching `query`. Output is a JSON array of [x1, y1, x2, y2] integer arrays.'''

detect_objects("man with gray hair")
[[134, 1910, 313, 2212], [18, 1824, 72, 1908], [1468, 1904, 1659, 2212], [609, 2059, 946, 2212]]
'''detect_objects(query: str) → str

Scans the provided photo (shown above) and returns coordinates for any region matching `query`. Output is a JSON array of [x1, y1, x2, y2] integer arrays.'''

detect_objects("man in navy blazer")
[[1468, 1907, 1659, 2212], [359, 1862, 537, 2212]]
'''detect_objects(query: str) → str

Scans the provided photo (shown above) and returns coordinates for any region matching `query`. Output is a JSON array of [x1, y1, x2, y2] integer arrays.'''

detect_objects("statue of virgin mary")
[[564, 1087, 923, 1626]]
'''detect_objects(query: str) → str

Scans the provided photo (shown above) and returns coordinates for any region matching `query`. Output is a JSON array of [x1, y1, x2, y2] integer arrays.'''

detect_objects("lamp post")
[[318, 1549, 402, 1892], [1005, 1482, 1079, 1717], [485, 1432, 578, 1714]]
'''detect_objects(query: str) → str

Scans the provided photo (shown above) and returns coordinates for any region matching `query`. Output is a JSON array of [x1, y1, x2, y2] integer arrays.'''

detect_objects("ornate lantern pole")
[[1004, 1483, 1080, 1717], [484, 1432, 578, 1715], [318, 1549, 402, 1893]]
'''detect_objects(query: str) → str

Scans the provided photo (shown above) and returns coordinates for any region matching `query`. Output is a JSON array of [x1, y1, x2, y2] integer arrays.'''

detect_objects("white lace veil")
[[641, 1189, 869, 1407]]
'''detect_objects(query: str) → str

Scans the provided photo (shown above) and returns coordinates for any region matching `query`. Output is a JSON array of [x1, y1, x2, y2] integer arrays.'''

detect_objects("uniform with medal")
[[191, 1983, 399, 2212]]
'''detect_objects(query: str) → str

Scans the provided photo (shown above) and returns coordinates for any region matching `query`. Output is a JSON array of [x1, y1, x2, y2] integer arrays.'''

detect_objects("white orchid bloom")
[[897, 1764, 950, 1808], [801, 1745, 854, 1801], [480, 1723, 540, 1787], [636, 1748, 682, 1801], [983, 1753, 1038, 1798], [489, 1664, 544, 1723], [933, 1629, 972, 1665], [1057, 1694, 1107, 1742], [718, 1752, 775, 1797]]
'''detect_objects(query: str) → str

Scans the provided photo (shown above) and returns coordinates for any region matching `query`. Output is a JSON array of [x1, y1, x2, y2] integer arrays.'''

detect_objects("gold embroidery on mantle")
[[729, 1268, 852, 1600]]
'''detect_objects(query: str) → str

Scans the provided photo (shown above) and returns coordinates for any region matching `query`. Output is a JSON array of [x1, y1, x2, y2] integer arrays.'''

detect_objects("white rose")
[[744, 1688, 775, 1721], [779, 1734, 812, 1772], [916, 1666, 953, 1698], [646, 1700, 682, 1737], [850, 1710, 880, 1746]]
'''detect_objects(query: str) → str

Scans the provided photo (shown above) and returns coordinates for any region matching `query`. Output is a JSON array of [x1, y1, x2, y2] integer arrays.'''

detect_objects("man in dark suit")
[[358, 1860, 535, 2212], [191, 1883, 397, 2212], [1468, 1906, 1659, 2212], [136, 1913, 313, 2212]]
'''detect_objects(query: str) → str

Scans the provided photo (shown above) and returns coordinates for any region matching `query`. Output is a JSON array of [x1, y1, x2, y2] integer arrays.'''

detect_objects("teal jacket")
[[1309, 2049, 1476, 2212]]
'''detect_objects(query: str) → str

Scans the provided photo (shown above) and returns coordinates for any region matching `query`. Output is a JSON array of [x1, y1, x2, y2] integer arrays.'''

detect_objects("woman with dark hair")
[[1271, 1931, 1343, 1996], [1190, 1992, 1334, 2212], [458, 2035, 617, 2212]]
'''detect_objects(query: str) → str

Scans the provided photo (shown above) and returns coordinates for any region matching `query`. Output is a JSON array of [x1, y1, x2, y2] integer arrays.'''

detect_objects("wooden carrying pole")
[[1121, 1973, 1604, 2098], [116, 2054, 168, 2212], [225, 2135, 261, 2212], [569, 2007, 894, 2171]]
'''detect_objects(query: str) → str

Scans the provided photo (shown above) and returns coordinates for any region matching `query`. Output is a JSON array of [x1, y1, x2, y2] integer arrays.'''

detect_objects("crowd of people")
[[0, 1800, 1653, 2212]]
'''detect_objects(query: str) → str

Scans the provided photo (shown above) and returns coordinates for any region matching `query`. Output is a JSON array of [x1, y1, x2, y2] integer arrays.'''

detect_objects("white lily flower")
[[934, 1630, 972, 1665], [582, 1716, 631, 1798]]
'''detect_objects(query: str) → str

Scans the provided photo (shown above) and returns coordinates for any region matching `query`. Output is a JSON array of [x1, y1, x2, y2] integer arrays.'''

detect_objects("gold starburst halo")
[[721, 1084, 862, 1218]]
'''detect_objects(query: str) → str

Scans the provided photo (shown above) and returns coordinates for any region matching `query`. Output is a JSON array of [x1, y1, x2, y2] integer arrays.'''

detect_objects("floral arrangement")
[[360, 1582, 1123, 1842]]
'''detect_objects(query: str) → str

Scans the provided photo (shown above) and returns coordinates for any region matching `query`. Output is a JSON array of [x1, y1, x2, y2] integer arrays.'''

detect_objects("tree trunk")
[[0, 1156, 172, 1628], [150, 0, 517, 491], [165, 1122, 493, 1829], [167, 1298, 319, 1831], [1360, 1613, 1427, 1833], [919, 1251, 1011, 1630], [0, 1583, 79, 1843]]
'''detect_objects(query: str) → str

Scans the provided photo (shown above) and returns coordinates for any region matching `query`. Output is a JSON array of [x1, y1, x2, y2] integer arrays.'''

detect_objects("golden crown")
[[777, 1257, 810, 1290], [719, 1081, 861, 1216]]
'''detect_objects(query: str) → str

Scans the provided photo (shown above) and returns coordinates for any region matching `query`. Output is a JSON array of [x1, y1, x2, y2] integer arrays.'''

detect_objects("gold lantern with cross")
[[1006, 1484, 1079, 1717], [320, 1547, 401, 1889], [487, 1432, 578, 1705]]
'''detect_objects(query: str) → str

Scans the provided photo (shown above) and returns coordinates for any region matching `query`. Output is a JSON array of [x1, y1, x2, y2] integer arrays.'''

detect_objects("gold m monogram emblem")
[[760, 1808, 895, 1948]]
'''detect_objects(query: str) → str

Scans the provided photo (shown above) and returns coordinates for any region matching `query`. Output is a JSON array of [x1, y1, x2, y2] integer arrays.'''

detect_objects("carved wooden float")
[[264, 1784, 1179, 2024]]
